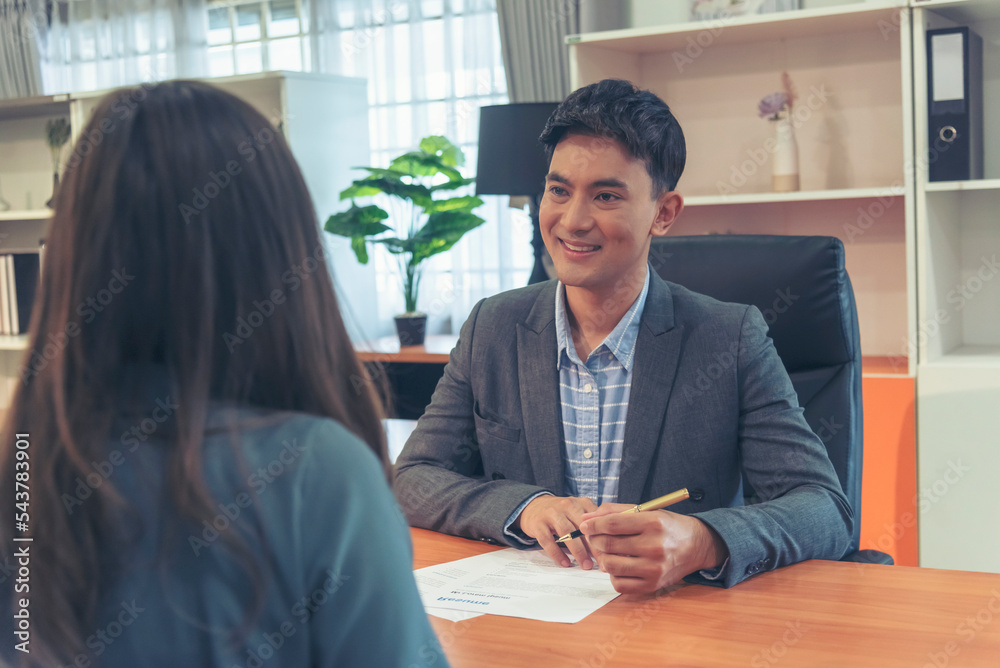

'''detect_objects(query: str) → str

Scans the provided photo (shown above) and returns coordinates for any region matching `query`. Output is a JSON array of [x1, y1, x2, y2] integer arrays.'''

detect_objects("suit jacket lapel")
[[517, 281, 565, 495], [617, 272, 684, 504]]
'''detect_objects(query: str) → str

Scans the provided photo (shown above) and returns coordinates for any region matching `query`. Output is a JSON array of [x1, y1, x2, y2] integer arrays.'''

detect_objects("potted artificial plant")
[[325, 135, 485, 346]]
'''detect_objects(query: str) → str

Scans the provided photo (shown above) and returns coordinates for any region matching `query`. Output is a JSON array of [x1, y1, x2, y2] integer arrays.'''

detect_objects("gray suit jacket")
[[393, 272, 853, 587]]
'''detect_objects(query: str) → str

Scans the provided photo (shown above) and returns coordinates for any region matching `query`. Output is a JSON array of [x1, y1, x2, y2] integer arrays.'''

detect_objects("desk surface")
[[411, 528, 1000, 667], [356, 334, 458, 363]]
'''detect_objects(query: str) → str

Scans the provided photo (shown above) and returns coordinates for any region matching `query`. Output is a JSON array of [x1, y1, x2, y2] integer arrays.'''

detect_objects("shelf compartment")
[[922, 345, 1000, 367], [919, 188, 1000, 363], [572, 6, 909, 197], [913, 0, 1000, 24]]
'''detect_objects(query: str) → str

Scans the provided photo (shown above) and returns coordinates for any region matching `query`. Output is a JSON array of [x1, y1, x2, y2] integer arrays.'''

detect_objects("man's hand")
[[515, 495, 598, 570], [579, 504, 728, 594]]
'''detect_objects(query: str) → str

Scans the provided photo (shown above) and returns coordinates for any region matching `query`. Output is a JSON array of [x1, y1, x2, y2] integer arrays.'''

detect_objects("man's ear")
[[651, 191, 684, 238]]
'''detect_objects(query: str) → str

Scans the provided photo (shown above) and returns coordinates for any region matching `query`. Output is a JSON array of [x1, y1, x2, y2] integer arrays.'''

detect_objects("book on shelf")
[[0, 257, 8, 336], [0, 252, 40, 336]]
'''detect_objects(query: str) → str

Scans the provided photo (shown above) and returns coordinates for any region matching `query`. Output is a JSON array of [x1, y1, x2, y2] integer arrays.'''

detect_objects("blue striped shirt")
[[502, 269, 649, 543], [554, 270, 649, 505]]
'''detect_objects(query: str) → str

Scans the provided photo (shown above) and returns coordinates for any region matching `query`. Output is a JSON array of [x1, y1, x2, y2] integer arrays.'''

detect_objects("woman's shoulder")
[[206, 408, 383, 483]]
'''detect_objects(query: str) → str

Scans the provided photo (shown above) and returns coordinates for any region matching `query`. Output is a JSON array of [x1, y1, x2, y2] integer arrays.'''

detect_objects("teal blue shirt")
[[81, 407, 445, 667]]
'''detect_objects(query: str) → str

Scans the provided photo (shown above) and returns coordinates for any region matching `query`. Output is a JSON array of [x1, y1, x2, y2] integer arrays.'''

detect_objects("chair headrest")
[[650, 235, 859, 372]]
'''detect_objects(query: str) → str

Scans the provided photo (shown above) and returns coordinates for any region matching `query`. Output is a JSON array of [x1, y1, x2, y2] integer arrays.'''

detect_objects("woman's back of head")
[[0, 80, 387, 666]]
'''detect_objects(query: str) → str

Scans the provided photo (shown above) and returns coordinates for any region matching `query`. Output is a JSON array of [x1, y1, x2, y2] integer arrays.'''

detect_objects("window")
[[42, 0, 529, 335], [207, 0, 309, 76]]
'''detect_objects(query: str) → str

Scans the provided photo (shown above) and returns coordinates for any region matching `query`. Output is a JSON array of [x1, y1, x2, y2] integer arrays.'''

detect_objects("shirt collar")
[[554, 266, 651, 372]]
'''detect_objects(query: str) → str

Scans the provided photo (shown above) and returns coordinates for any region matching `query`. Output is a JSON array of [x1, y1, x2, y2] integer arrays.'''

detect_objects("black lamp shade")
[[475, 103, 559, 196]]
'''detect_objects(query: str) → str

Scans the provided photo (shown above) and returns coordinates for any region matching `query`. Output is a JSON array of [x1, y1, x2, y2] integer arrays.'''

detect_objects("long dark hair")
[[0, 80, 387, 666]]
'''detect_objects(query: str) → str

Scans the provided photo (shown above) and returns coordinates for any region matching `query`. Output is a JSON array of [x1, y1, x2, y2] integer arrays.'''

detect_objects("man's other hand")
[[579, 504, 728, 594], [515, 495, 598, 570]]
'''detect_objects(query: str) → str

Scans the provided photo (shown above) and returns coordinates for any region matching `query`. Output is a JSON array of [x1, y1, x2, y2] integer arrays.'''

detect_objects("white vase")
[[772, 115, 800, 192]]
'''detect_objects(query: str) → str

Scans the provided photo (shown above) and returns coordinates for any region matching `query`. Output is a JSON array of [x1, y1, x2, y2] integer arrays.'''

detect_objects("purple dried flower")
[[758, 92, 789, 119]]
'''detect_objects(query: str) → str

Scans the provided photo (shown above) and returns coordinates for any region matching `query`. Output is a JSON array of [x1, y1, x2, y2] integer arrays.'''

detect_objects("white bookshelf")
[[570, 0, 916, 373], [684, 186, 905, 207], [923, 177, 1000, 192], [0, 210, 51, 222], [0, 335, 29, 351], [0, 71, 373, 404], [913, 0, 1000, 573]]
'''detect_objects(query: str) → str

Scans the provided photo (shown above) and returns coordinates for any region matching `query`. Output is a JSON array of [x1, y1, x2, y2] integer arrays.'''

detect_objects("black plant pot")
[[394, 313, 427, 347]]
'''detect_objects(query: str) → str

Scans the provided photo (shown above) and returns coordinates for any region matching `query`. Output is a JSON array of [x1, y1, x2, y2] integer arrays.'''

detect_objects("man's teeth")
[[564, 242, 599, 252]]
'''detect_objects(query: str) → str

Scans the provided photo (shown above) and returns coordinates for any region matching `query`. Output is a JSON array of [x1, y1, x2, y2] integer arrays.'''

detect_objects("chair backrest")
[[649, 234, 863, 552]]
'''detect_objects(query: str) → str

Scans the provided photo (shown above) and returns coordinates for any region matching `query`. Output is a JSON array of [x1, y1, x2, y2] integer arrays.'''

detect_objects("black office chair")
[[649, 234, 892, 565]]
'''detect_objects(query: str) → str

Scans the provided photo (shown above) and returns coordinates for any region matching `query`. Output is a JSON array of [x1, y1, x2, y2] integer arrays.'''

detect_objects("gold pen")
[[553, 488, 690, 543]]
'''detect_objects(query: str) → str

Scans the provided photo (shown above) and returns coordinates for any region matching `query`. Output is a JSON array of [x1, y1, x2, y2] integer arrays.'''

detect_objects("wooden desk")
[[412, 528, 1000, 667], [356, 334, 458, 364], [356, 336, 458, 419]]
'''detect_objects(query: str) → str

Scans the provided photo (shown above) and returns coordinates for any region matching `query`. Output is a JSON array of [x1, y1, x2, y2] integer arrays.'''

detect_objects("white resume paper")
[[415, 548, 620, 624]]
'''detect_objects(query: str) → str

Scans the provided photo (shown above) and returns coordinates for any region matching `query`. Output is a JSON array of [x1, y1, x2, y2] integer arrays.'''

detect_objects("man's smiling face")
[[540, 133, 675, 298]]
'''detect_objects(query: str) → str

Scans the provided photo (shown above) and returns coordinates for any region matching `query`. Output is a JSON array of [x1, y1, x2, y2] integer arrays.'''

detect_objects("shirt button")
[[583, 448, 593, 459], [583, 383, 593, 393]]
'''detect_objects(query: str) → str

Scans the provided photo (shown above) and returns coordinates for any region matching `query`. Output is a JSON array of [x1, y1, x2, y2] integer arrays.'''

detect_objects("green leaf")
[[423, 195, 484, 214], [428, 177, 476, 192], [389, 152, 463, 181], [419, 135, 465, 167], [357, 167, 413, 180], [350, 237, 369, 264], [410, 211, 485, 264], [323, 204, 391, 238], [374, 237, 412, 255], [340, 176, 433, 206]]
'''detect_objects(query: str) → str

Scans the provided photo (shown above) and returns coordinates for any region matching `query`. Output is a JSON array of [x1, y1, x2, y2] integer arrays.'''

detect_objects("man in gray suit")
[[393, 79, 852, 593]]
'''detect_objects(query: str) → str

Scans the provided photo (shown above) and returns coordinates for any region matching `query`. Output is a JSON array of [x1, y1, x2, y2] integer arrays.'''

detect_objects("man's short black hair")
[[538, 79, 686, 198]]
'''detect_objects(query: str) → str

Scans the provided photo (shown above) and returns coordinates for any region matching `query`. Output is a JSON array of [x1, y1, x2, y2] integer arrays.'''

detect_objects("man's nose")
[[561, 195, 594, 234]]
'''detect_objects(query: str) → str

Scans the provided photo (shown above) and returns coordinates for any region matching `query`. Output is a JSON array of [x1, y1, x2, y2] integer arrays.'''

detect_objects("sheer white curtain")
[[41, 0, 209, 93], [35, 0, 529, 335], [309, 0, 532, 335], [0, 0, 45, 98]]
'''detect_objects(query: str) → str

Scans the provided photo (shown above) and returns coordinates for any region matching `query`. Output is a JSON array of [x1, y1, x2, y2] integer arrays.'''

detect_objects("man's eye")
[[597, 192, 619, 202], [548, 186, 568, 196]]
